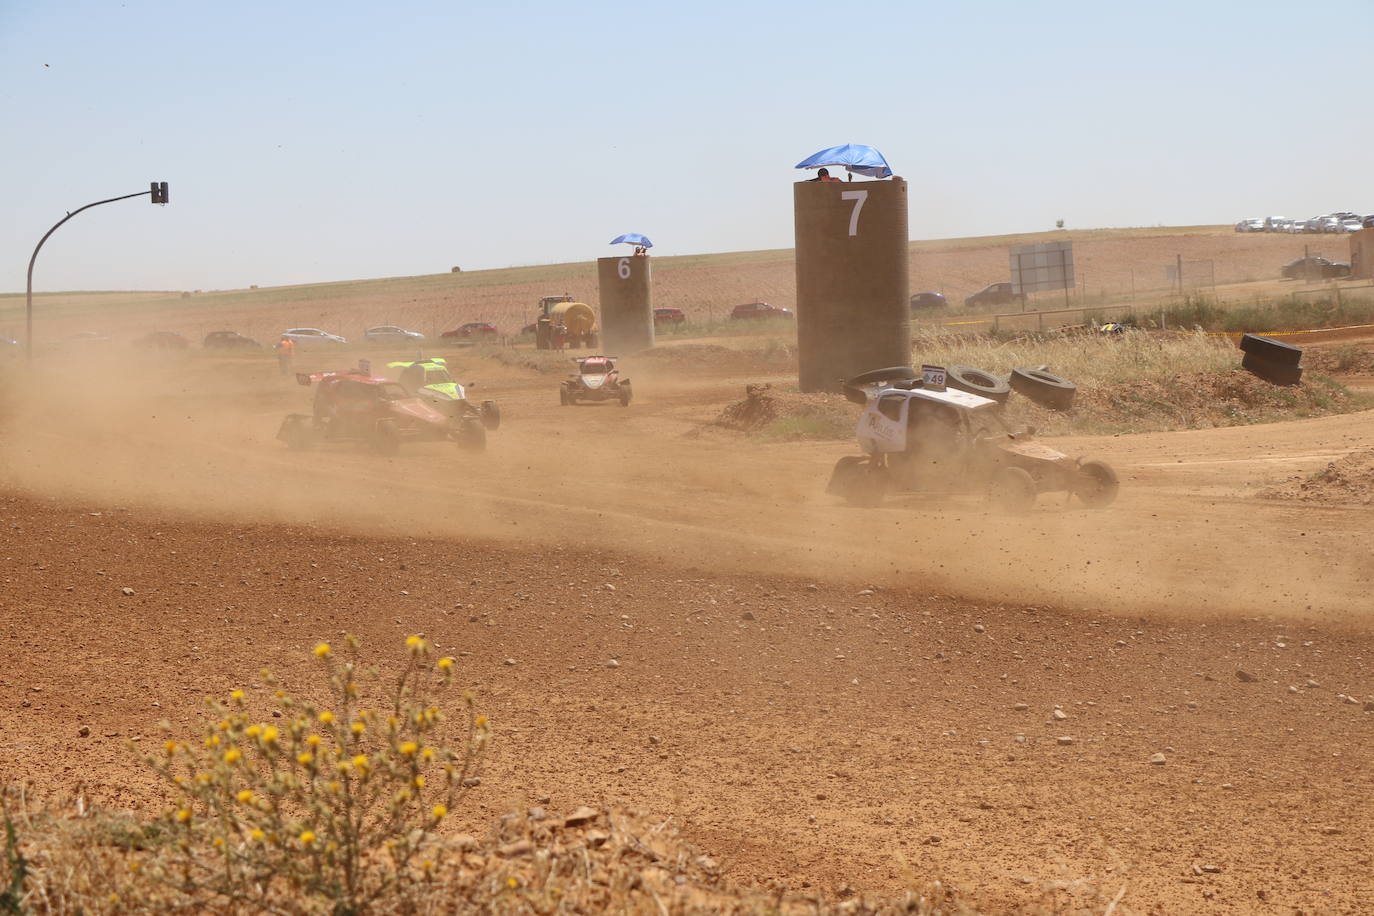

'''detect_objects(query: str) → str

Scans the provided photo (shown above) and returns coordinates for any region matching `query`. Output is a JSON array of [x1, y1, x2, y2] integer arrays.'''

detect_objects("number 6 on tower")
[[841, 190, 867, 237]]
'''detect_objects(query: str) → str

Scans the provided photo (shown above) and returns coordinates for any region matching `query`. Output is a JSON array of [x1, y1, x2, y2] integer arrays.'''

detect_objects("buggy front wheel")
[[988, 466, 1036, 513], [1075, 460, 1119, 508]]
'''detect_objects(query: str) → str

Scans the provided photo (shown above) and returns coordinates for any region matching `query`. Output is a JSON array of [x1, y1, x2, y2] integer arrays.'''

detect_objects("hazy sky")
[[4, 0, 1371, 292]]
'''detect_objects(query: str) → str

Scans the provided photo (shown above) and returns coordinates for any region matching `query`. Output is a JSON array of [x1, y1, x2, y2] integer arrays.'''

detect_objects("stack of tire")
[[1239, 334, 1302, 386], [945, 365, 1077, 411]]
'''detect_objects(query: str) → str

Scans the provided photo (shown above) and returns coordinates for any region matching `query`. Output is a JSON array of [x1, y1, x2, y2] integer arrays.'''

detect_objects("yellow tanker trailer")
[[535, 295, 598, 350]]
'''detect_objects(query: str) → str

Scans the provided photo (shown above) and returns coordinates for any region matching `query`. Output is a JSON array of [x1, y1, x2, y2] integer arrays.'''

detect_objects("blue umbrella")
[[609, 233, 653, 249], [794, 144, 892, 179]]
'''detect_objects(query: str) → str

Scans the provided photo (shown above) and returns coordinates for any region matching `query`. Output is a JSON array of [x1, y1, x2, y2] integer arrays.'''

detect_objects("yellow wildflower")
[[405, 635, 423, 650], [432, 804, 448, 820], [351, 721, 365, 735], [163, 740, 177, 756], [318, 710, 334, 724], [399, 741, 418, 756], [176, 808, 192, 823], [314, 642, 331, 658], [352, 754, 369, 770], [474, 715, 489, 728], [230, 689, 244, 702], [298, 752, 314, 766], [307, 734, 321, 747], [300, 830, 316, 846], [236, 790, 253, 803], [250, 828, 265, 842], [224, 748, 241, 764], [262, 726, 279, 744], [414, 775, 425, 788], [437, 656, 454, 671], [245, 725, 262, 738]]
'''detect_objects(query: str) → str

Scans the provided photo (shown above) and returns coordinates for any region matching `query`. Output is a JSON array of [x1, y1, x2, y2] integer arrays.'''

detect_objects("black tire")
[[989, 466, 1037, 513], [1009, 368, 1077, 411], [850, 465, 887, 507], [845, 366, 918, 388], [370, 420, 401, 456], [1241, 352, 1303, 386], [1075, 460, 1119, 509], [618, 382, 632, 407], [826, 456, 867, 500], [278, 415, 314, 450], [945, 365, 1010, 403], [1238, 334, 1302, 367], [456, 419, 486, 451], [480, 400, 501, 430]]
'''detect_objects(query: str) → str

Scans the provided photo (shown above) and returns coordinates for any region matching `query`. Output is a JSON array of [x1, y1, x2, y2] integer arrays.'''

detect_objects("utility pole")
[[25, 181, 169, 359]]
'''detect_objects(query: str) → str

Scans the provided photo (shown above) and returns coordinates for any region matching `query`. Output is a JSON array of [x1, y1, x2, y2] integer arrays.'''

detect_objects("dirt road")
[[2, 351, 1372, 912]]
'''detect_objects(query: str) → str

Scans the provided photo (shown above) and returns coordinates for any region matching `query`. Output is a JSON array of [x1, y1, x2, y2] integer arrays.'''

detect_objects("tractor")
[[534, 295, 598, 350]]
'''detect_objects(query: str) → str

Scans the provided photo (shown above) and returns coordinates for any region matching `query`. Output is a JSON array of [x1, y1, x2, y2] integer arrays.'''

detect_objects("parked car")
[[203, 330, 262, 350], [1280, 256, 1351, 280], [1363, 215, 1374, 230], [729, 301, 793, 320], [281, 328, 347, 348], [653, 307, 686, 325], [440, 322, 499, 339], [909, 292, 948, 311], [363, 325, 425, 343], [964, 282, 1026, 309], [1340, 219, 1363, 233], [1262, 217, 1286, 232], [133, 331, 190, 350]]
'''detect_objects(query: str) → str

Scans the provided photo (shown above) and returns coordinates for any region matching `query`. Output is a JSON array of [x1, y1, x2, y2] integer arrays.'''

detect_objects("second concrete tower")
[[596, 255, 654, 353]]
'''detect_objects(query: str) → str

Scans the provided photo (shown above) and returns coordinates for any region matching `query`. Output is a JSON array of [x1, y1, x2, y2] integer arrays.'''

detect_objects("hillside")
[[0, 225, 1353, 345]]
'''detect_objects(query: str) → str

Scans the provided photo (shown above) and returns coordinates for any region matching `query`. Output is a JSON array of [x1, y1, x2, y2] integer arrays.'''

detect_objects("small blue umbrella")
[[609, 233, 653, 248], [794, 144, 892, 179]]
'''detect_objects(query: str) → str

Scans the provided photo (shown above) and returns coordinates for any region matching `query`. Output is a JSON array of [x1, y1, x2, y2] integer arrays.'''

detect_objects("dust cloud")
[[1, 348, 1371, 625]]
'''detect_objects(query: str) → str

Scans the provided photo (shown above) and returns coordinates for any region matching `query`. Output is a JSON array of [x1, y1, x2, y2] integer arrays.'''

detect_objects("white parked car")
[[1340, 219, 1363, 233], [281, 328, 347, 348], [363, 325, 425, 343]]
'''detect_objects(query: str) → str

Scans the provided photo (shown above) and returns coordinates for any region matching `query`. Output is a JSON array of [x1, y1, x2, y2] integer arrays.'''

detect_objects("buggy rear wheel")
[[278, 414, 315, 450], [828, 457, 886, 507]]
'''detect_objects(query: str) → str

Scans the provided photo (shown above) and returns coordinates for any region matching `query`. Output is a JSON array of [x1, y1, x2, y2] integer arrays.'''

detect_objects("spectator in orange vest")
[[276, 336, 296, 374]]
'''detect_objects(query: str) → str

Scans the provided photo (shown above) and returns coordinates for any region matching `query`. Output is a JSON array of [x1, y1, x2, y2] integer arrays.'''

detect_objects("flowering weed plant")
[[138, 634, 487, 914]]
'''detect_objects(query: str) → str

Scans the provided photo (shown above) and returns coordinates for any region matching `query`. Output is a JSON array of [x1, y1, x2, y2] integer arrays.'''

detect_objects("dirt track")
[[2, 350, 1373, 913]]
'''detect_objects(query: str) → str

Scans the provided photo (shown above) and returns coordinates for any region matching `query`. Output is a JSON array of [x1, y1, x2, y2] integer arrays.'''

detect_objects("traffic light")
[[150, 181, 169, 205]]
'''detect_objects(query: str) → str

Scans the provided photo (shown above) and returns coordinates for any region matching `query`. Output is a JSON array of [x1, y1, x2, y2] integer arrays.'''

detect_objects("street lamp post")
[[24, 181, 169, 359]]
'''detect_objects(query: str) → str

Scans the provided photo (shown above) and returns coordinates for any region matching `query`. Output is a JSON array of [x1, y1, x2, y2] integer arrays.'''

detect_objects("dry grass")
[[910, 328, 1237, 388]]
